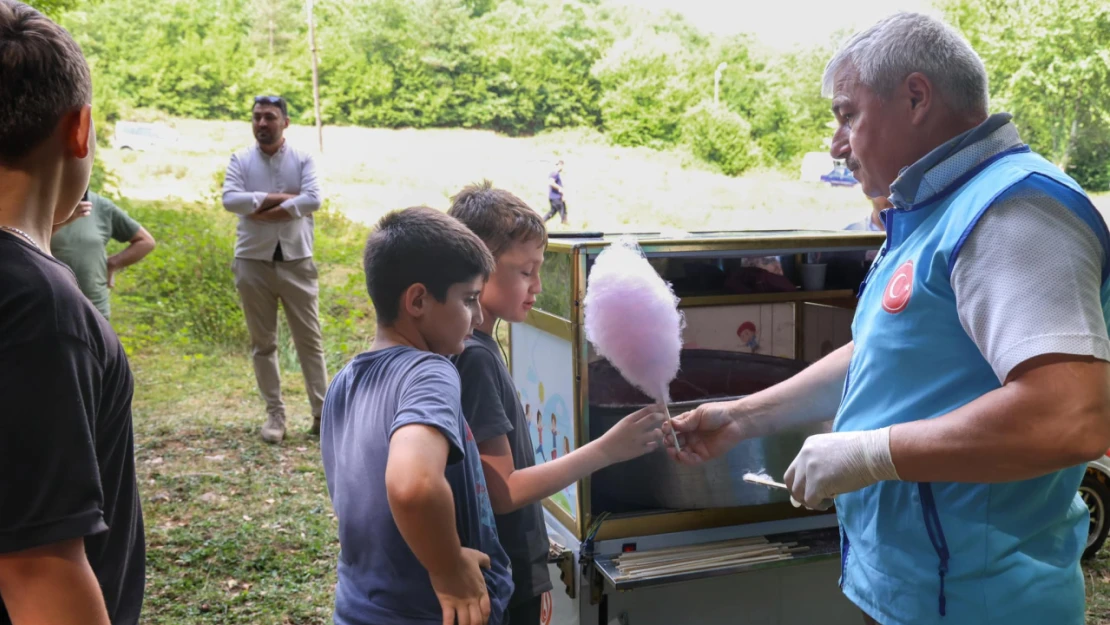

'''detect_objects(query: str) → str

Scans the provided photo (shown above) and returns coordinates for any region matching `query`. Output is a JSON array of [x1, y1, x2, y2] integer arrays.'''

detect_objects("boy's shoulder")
[[453, 334, 509, 376], [344, 346, 461, 389]]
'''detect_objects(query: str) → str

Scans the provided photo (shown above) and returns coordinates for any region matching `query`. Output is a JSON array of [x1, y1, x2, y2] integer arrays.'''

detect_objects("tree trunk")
[[1060, 89, 1083, 173], [307, 0, 323, 152]]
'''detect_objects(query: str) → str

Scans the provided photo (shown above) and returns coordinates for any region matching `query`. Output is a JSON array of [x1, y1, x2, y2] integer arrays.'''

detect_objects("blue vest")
[[835, 147, 1110, 625]]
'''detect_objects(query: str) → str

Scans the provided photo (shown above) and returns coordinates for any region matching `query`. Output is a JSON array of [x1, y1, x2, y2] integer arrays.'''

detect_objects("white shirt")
[[889, 113, 1110, 383], [222, 142, 322, 261]]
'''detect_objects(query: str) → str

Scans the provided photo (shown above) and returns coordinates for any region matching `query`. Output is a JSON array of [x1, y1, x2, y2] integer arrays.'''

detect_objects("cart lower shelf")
[[594, 527, 840, 591]]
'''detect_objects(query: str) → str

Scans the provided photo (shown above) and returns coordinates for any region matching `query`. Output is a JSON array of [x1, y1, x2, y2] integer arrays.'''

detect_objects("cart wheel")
[[1081, 472, 1110, 560]]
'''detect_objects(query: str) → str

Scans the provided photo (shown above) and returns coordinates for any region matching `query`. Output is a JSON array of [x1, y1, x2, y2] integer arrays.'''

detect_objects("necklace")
[[0, 225, 43, 253]]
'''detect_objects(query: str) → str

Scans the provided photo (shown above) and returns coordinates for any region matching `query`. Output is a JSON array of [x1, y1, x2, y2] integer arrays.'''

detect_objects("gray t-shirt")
[[453, 331, 553, 607], [321, 346, 514, 625]]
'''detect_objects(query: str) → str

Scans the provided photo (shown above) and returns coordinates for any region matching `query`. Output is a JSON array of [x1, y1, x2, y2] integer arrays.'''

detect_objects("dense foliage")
[[25, 0, 1110, 186]]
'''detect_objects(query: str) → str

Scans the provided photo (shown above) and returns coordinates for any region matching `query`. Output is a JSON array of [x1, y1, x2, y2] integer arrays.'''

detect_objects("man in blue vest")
[[667, 11, 1110, 625]]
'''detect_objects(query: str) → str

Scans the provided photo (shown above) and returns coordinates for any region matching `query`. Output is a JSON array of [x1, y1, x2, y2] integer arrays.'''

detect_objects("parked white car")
[[111, 121, 177, 152], [1084, 454, 1110, 559]]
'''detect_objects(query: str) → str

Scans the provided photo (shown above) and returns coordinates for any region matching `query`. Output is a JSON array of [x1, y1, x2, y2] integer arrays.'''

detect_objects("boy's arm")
[[479, 405, 661, 514], [387, 424, 490, 625], [0, 538, 111, 625], [386, 423, 467, 575]]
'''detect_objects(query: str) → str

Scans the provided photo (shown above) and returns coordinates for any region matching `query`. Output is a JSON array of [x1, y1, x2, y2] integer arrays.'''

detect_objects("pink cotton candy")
[[584, 238, 685, 405]]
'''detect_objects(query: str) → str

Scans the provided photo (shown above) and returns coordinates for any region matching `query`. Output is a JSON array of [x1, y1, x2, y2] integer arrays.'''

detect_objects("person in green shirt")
[[52, 191, 156, 319]]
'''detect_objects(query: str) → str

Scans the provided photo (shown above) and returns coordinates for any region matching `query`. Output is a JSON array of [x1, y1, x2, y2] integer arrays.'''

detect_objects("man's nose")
[[830, 125, 851, 160]]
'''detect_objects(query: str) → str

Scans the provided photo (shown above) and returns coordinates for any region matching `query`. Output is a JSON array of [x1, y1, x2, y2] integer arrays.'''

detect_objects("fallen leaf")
[[151, 492, 171, 503], [243, 515, 252, 522], [204, 454, 225, 462], [198, 492, 220, 504], [147, 457, 164, 465]]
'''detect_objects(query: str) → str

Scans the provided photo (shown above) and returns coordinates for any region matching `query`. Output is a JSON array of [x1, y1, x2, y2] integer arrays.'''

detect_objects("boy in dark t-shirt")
[[449, 182, 664, 624], [0, 3, 145, 624], [320, 207, 513, 625]]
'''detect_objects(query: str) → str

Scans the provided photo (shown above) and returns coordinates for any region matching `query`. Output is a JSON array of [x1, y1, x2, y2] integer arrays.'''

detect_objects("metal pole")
[[307, 0, 323, 152], [714, 62, 728, 107]]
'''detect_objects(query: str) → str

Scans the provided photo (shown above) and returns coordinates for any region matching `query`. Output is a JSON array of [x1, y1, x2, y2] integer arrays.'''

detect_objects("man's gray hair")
[[821, 12, 989, 117]]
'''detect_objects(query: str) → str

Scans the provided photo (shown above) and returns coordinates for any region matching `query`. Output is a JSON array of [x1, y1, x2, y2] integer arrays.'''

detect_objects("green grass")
[[128, 345, 338, 624], [99, 119, 1110, 623]]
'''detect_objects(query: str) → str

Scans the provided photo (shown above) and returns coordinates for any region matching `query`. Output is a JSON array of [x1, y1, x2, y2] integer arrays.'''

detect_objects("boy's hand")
[[429, 547, 491, 625], [597, 404, 664, 464], [663, 401, 746, 465]]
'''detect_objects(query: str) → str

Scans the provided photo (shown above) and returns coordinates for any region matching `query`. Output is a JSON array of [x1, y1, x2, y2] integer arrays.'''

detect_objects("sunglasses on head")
[[254, 95, 283, 105]]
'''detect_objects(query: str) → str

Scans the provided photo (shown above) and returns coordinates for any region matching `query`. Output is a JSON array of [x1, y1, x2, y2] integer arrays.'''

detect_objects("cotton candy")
[[584, 237, 685, 409]]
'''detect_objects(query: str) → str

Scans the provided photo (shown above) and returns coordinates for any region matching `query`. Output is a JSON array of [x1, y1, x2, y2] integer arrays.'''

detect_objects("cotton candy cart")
[[507, 230, 885, 625]]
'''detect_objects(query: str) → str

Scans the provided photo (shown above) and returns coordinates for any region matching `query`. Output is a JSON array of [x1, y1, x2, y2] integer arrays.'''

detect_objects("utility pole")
[[307, 0, 323, 152], [714, 62, 728, 107]]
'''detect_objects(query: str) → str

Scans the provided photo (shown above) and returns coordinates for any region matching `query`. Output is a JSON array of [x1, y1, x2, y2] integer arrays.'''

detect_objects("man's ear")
[[401, 283, 429, 319], [66, 105, 93, 159], [903, 72, 934, 126], [283, 116, 291, 130]]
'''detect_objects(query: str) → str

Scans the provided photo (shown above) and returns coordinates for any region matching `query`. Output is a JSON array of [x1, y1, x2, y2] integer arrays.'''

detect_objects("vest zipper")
[[918, 482, 950, 617]]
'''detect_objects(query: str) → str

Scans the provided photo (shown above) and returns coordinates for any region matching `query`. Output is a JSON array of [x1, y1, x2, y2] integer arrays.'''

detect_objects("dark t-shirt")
[[321, 347, 514, 625], [452, 331, 552, 607], [0, 231, 145, 625]]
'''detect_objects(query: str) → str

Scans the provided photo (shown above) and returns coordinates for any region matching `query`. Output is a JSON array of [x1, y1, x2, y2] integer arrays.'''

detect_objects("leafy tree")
[[944, 0, 1110, 188]]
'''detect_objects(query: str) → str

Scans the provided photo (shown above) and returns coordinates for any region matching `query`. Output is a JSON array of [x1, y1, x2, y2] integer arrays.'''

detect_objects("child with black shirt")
[[320, 207, 513, 625], [0, 3, 145, 624], [449, 182, 664, 624]]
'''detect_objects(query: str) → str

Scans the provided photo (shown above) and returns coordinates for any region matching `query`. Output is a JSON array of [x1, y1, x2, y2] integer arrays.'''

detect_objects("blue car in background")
[[820, 160, 859, 187]]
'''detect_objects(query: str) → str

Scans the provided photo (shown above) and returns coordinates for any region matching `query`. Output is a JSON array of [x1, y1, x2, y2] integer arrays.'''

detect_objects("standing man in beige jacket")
[[222, 95, 328, 444]]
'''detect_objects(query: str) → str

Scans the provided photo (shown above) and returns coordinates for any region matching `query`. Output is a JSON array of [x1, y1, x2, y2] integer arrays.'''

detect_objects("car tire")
[[1081, 471, 1110, 560]]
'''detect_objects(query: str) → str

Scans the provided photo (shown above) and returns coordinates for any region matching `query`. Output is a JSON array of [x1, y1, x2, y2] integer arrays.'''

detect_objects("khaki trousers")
[[232, 257, 328, 420]]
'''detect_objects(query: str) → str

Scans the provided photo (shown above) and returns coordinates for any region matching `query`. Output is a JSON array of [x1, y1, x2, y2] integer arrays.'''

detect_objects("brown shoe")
[[261, 412, 286, 444], [310, 416, 321, 437]]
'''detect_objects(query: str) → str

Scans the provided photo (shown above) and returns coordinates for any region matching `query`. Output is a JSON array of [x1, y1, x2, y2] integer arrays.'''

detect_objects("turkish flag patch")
[[882, 260, 914, 314]]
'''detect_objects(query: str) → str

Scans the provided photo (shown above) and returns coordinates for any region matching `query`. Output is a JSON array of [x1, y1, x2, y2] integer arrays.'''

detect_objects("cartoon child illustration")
[[563, 437, 571, 459], [737, 321, 759, 353], [550, 413, 558, 459], [536, 410, 545, 460], [819, 340, 835, 359]]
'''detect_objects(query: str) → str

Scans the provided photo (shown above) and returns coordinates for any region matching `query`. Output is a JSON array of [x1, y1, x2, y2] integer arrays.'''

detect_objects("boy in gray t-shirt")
[[320, 207, 512, 625]]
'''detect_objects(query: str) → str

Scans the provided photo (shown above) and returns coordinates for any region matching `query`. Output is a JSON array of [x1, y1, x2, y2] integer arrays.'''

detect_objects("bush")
[[681, 100, 759, 176], [108, 200, 375, 372]]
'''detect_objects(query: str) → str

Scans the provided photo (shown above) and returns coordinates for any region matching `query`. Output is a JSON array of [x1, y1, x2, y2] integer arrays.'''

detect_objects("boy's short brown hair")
[[0, 0, 92, 164], [364, 206, 495, 325], [448, 180, 547, 258]]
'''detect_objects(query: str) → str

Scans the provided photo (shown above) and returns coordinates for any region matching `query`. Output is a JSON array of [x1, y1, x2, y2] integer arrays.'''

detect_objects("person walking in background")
[[222, 95, 328, 443], [542, 159, 568, 225], [52, 189, 156, 320]]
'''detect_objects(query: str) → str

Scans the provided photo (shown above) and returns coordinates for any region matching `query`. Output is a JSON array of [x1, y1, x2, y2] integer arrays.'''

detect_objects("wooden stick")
[[619, 553, 795, 580], [742, 473, 789, 491], [661, 402, 681, 453], [616, 537, 768, 561], [617, 544, 782, 569]]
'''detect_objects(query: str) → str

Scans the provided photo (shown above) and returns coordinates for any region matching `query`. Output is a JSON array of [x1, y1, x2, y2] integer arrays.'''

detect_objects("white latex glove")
[[784, 426, 900, 510]]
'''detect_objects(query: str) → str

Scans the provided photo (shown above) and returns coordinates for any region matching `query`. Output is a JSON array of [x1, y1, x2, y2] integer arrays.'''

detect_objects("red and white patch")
[[881, 260, 914, 314]]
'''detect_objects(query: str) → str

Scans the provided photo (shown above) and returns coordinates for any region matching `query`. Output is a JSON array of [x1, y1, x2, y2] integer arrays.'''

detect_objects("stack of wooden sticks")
[[611, 536, 808, 582]]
